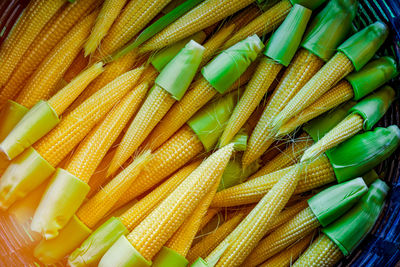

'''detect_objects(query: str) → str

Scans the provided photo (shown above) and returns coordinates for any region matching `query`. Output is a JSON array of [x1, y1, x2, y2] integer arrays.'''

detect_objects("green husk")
[[302, 0, 358, 61], [326, 125, 400, 183], [218, 157, 260, 191], [362, 169, 379, 186], [0, 100, 28, 141], [349, 86, 395, 130], [152, 246, 189, 267], [151, 31, 206, 72], [191, 258, 210, 267], [0, 100, 59, 160], [308, 177, 368, 227], [112, 0, 204, 61], [323, 179, 389, 255], [290, 0, 327, 9], [337, 21, 389, 71], [346, 57, 398, 100], [264, 4, 312, 66]]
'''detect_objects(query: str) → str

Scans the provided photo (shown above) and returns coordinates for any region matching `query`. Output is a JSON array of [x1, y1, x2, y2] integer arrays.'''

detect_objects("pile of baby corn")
[[0, 0, 399, 266]]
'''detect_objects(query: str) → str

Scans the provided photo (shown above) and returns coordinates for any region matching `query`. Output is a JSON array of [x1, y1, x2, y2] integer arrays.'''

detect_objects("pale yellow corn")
[[99, 0, 172, 56], [127, 144, 235, 260], [272, 52, 354, 132], [120, 161, 201, 231], [199, 208, 221, 231], [212, 155, 335, 207], [114, 125, 205, 208], [260, 233, 314, 267], [145, 78, 216, 150], [167, 180, 220, 257], [220, 58, 283, 147], [213, 164, 303, 266], [248, 133, 313, 180], [279, 80, 354, 136], [33, 68, 144, 167], [63, 51, 90, 83], [15, 11, 98, 108], [244, 207, 319, 266], [48, 62, 104, 115], [84, 0, 128, 56], [293, 234, 343, 267], [187, 211, 247, 263], [301, 113, 364, 162], [0, 0, 99, 106], [65, 81, 148, 183], [66, 50, 139, 113], [76, 152, 151, 229], [0, 0, 66, 87], [108, 85, 176, 176], [243, 49, 324, 166], [222, 0, 292, 49], [141, 0, 254, 52]]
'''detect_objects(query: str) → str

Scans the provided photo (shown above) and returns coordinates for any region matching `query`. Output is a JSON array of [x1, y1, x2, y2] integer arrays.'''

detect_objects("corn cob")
[[0, 0, 99, 106], [248, 133, 313, 180], [108, 85, 177, 176], [260, 233, 314, 267], [301, 113, 364, 162], [279, 80, 354, 136], [228, 4, 261, 28], [212, 165, 303, 266], [65, 81, 148, 183], [33, 68, 144, 167], [76, 152, 151, 229], [166, 180, 219, 257], [212, 155, 335, 207], [0, 0, 65, 87], [99, 0, 172, 56], [84, 0, 128, 56], [293, 234, 342, 267], [48, 62, 104, 115], [244, 207, 319, 266], [67, 50, 139, 113], [126, 144, 234, 261], [120, 161, 201, 231], [87, 148, 116, 197], [222, 0, 292, 50], [63, 51, 89, 83], [113, 125, 204, 209], [187, 211, 247, 263], [243, 49, 324, 166], [198, 208, 221, 231], [15, 11, 98, 109], [141, 0, 254, 52]]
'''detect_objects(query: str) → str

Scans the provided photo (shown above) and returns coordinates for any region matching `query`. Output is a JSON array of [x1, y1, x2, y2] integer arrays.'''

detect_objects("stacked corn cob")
[[0, 1, 398, 266]]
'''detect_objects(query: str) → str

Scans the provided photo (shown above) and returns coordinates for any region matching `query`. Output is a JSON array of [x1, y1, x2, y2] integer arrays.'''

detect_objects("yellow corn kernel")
[[279, 80, 354, 136], [127, 144, 235, 261], [145, 78, 216, 151], [272, 52, 354, 132], [63, 51, 90, 83], [0, 0, 65, 87], [187, 211, 246, 263], [108, 85, 176, 176], [243, 49, 324, 166], [213, 165, 303, 266], [293, 234, 343, 267], [0, 0, 99, 106], [212, 155, 335, 207], [248, 133, 313, 180], [141, 0, 254, 52], [33, 67, 144, 167], [114, 125, 204, 209], [301, 113, 364, 162], [84, 0, 128, 56], [99, 0, 172, 56], [244, 207, 319, 266], [15, 11, 98, 108], [260, 233, 314, 267], [166, 180, 220, 257], [76, 151, 151, 229], [222, 0, 292, 49], [48, 62, 104, 115], [228, 4, 261, 29], [120, 161, 201, 231], [65, 81, 148, 183], [220, 58, 283, 147]]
